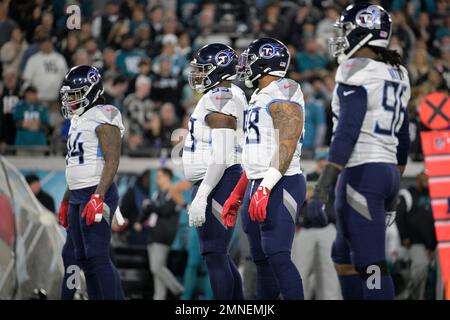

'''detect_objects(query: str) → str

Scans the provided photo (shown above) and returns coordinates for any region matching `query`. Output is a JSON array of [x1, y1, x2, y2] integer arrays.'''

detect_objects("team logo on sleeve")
[[259, 43, 283, 59], [356, 5, 382, 30], [87, 68, 100, 84], [215, 49, 233, 66]]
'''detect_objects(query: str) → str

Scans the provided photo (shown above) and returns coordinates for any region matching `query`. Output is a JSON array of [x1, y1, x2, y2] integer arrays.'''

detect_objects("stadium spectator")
[[25, 173, 55, 213], [177, 32, 192, 60], [83, 36, 104, 70], [101, 46, 118, 74], [13, 86, 48, 153], [103, 74, 129, 112], [0, 67, 20, 152], [136, 23, 155, 56], [123, 75, 156, 153], [128, 56, 152, 93], [115, 33, 146, 78], [150, 56, 183, 110], [260, 1, 289, 43], [60, 31, 80, 66], [147, 5, 164, 35], [92, 0, 121, 42], [409, 48, 431, 86], [159, 102, 180, 152], [22, 35, 67, 127], [153, 33, 186, 77], [396, 172, 437, 300], [296, 38, 328, 80], [120, 169, 151, 246], [134, 167, 185, 300], [0, 1, 16, 48], [72, 48, 91, 66], [1, 27, 28, 74], [129, 3, 149, 35], [315, 4, 339, 50], [301, 83, 326, 159], [391, 11, 416, 61]]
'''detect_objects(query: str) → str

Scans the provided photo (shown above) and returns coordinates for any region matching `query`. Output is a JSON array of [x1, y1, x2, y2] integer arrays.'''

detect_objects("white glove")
[[188, 192, 208, 227]]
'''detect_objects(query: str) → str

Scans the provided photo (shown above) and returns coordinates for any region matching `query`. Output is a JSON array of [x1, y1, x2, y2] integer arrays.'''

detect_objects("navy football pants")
[[61, 184, 124, 300]]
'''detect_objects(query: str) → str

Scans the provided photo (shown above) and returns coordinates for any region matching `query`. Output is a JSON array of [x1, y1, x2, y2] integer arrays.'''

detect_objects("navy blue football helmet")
[[236, 37, 290, 88], [60, 65, 104, 118], [328, 3, 392, 64], [188, 43, 238, 93]]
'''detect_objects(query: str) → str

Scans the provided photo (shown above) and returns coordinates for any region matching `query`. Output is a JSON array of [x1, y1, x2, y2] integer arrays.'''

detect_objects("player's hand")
[[222, 193, 242, 227], [58, 200, 69, 229], [188, 193, 207, 227], [306, 199, 328, 227], [249, 186, 270, 222], [82, 194, 105, 225]]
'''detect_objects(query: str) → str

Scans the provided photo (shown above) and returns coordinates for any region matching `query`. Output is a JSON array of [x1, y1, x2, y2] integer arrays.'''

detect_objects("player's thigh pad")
[[195, 165, 242, 254], [240, 180, 266, 262], [337, 164, 399, 271], [73, 185, 119, 259], [260, 174, 306, 256]]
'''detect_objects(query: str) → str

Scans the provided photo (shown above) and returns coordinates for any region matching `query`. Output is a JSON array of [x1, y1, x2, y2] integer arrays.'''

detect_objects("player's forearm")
[[270, 101, 303, 175], [95, 124, 121, 198], [197, 128, 236, 197]]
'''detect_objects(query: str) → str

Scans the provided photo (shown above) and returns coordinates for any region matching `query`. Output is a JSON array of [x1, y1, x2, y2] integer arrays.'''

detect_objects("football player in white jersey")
[[222, 38, 306, 299], [182, 44, 247, 299], [307, 3, 411, 300], [58, 65, 125, 300]]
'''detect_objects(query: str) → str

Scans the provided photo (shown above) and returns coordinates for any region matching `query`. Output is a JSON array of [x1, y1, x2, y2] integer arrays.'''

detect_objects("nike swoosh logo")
[[343, 90, 355, 96]]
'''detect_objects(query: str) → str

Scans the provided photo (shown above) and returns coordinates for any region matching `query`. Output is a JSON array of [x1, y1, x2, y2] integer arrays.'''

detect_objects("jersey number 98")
[[374, 81, 407, 136]]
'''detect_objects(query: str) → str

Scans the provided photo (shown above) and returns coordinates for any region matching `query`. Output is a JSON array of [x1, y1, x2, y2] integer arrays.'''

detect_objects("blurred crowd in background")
[[0, 0, 446, 300], [0, 0, 448, 159]]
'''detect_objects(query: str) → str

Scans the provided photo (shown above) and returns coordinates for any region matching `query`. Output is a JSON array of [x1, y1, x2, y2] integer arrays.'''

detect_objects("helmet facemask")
[[236, 51, 258, 88], [60, 83, 100, 119], [188, 62, 216, 93]]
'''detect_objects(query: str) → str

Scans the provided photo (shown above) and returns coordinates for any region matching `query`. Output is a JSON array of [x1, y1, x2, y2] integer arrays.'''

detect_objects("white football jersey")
[[65, 104, 125, 190], [182, 84, 247, 182], [242, 78, 305, 179], [332, 58, 411, 167]]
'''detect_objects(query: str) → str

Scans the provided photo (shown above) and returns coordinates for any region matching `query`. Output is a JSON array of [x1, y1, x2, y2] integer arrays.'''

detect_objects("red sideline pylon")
[[419, 92, 450, 300]]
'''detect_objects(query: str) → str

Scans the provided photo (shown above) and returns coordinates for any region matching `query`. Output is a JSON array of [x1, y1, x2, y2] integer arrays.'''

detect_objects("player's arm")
[[247, 101, 303, 222], [188, 111, 236, 227], [269, 101, 304, 175], [95, 123, 122, 198], [396, 108, 410, 176], [58, 187, 71, 228], [308, 84, 367, 226]]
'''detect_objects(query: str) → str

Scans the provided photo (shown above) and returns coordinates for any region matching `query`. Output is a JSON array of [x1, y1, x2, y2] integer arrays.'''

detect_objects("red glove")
[[58, 200, 69, 229], [222, 172, 249, 227], [249, 186, 271, 222], [82, 194, 104, 225]]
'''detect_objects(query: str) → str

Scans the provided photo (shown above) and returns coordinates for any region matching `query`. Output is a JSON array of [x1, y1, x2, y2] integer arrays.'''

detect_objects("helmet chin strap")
[[337, 33, 373, 64]]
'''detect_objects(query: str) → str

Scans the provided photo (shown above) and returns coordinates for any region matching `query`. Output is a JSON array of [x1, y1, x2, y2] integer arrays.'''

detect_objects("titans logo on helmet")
[[259, 43, 284, 59], [355, 5, 382, 30], [87, 68, 100, 84], [215, 49, 233, 67]]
